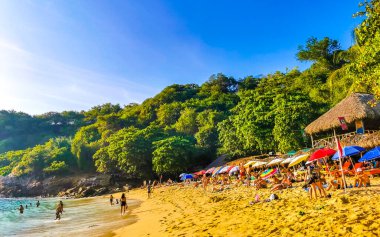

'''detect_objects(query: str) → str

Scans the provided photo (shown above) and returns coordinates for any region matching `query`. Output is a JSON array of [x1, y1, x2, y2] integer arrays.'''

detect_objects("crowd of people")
[[192, 158, 375, 201]]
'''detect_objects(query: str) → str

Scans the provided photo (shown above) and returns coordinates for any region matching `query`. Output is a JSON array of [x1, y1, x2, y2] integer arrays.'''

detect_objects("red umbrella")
[[205, 167, 215, 174], [309, 148, 336, 162], [227, 166, 235, 173], [194, 170, 206, 176]]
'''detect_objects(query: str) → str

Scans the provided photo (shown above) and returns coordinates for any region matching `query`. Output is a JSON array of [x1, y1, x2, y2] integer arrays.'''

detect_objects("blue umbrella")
[[179, 173, 186, 178], [332, 146, 365, 160], [180, 174, 194, 180], [359, 147, 380, 162]]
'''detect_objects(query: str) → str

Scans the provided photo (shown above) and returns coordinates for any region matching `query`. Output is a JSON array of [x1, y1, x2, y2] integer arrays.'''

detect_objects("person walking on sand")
[[18, 205, 24, 214], [110, 194, 114, 205], [120, 193, 128, 215], [202, 174, 209, 191], [147, 181, 152, 198]]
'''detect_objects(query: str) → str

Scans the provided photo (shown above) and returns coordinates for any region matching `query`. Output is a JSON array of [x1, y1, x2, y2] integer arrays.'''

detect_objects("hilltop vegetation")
[[0, 0, 379, 180]]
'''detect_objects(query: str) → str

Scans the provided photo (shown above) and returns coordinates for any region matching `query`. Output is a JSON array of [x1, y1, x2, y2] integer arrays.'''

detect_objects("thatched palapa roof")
[[357, 131, 380, 148], [305, 93, 380, 134]]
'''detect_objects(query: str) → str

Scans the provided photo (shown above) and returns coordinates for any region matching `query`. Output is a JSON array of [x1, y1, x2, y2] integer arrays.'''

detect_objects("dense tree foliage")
[[152, 136, 198, 175], [0, 1, 379, 179], [0, 137, 76, 176], [0, 110, 85, 153]]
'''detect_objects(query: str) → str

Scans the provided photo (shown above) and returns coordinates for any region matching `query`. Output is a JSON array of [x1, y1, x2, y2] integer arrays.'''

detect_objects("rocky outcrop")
[[0, 173, 128, 198]]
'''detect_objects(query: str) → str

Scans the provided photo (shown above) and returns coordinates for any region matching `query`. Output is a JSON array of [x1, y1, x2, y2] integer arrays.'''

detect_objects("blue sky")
[[0, 0, 362, 114]]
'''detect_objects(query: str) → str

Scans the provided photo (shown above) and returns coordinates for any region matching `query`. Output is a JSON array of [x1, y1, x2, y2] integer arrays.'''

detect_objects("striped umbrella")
[[260, 168, 278, 179]]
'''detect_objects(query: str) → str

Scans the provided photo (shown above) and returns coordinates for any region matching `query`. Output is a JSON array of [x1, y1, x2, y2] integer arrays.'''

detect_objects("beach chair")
[[364, 168, 380, 176], [330, 161, 351, 175], [347, 162, 364, 176]]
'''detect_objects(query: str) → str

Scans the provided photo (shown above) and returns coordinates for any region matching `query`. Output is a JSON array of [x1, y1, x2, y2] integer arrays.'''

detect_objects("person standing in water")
[[110, 195, 114, 205], [55, 206, 61, 220], [18, 205, 24, 214], [55, 201, 63, 220], [120, 193, 127, 215], [36, 200, 40, 207]]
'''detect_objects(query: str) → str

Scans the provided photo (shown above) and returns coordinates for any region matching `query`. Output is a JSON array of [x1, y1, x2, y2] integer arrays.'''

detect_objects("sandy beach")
[[112, 178, 380, 237]]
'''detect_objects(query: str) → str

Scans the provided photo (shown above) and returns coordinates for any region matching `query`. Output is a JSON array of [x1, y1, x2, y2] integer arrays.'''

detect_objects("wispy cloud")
[[0, 38, 159, 115]]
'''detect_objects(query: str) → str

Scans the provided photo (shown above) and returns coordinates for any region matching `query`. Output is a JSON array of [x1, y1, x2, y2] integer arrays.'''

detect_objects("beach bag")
[[269, 194, 279, 201]]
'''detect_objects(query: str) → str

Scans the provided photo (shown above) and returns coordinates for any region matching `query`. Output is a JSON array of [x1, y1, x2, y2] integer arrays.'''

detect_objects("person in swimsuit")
[[120, 193, 127, 215], [202, 174, 209, 191], [55, 206, 61, 220], [18, 205, 24, 214], [36, 200, 40, 207], [55, 202, 63, 220], [147, 181, 152, 198], [59, 201, 64, 214], [110, 195, 114, 205]]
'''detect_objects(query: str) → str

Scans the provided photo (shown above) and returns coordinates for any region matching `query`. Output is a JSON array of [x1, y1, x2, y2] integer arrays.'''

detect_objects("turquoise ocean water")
[[0, 196, 136, 237]]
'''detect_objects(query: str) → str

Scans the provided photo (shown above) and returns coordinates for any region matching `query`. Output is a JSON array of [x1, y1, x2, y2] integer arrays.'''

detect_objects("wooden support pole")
[[311, 134, 314, 148]]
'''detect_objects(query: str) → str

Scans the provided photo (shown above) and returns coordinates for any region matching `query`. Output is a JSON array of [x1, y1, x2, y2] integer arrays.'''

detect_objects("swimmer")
[[18, 205, 24, 214]]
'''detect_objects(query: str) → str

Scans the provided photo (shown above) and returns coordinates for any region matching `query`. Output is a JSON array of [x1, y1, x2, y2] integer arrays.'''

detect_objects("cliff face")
[[0, 173, 128, 198]]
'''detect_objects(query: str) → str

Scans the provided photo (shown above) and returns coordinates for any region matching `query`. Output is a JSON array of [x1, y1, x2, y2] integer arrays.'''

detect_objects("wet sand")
[[112, 178, 380, 237]]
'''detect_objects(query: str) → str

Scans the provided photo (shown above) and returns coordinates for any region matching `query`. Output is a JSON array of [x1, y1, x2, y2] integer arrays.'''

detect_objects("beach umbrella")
[[227, 166, 235, 173], [179, 173, 186, 178], [309, 148, 336, 162], [288, 154, 309, 167], [281, 157, 294, 164], [266, 158, 284, 166], [228, 166, 239, 175], [180, 174, 194, 180], [252, 161, 267, 168], [331, 146, 365, 160], [244, 160, 256, 167], [212, 166, 223, 176], [194, 170, 206, 176], [359, 146, 380, 162], [218, 166, 230, 174], [205, 167, 215, 174], [260, 168, 278, 179]]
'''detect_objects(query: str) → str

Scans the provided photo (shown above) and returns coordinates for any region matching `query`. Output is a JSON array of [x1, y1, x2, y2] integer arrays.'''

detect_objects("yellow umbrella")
[[244, 160, 256, 167], [288, 154, 309, 167]]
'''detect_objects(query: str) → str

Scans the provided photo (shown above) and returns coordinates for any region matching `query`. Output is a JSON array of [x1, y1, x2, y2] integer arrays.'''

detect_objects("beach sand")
[[112, 178, 380, 237]]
